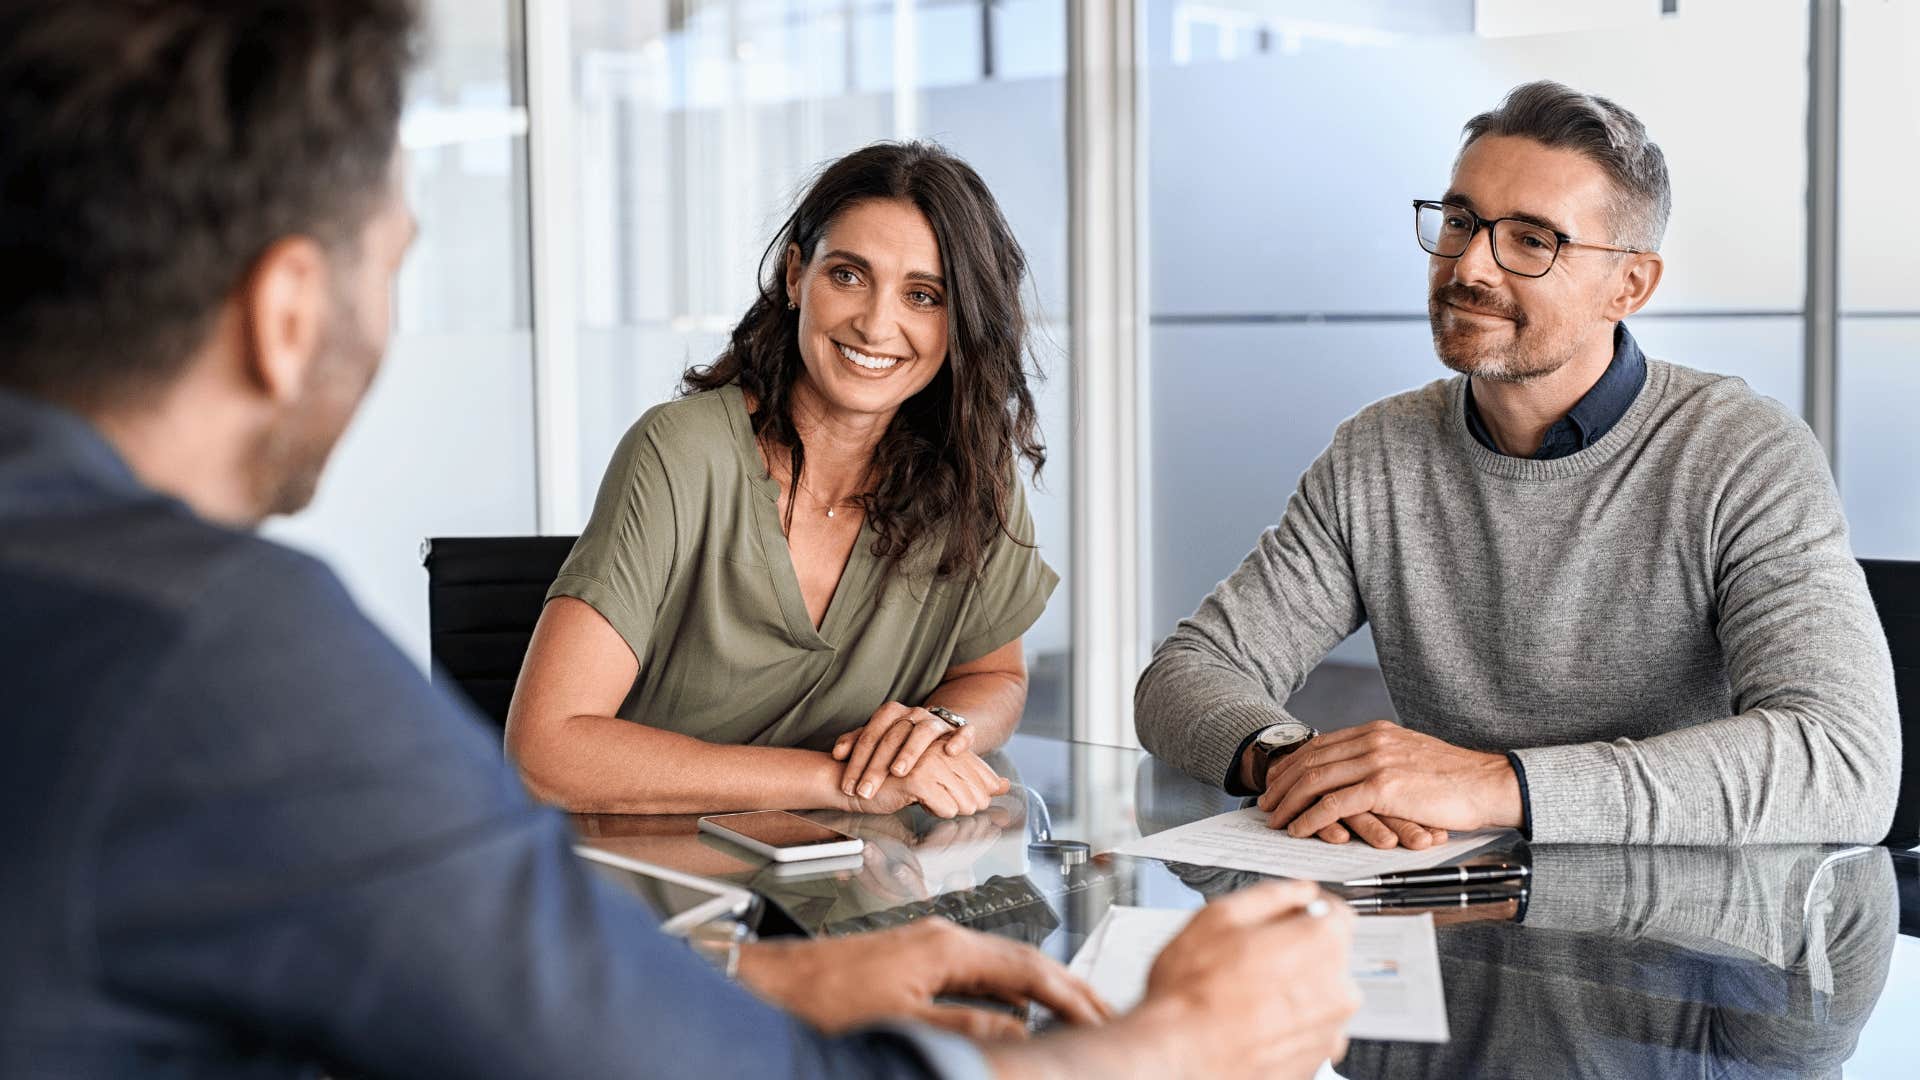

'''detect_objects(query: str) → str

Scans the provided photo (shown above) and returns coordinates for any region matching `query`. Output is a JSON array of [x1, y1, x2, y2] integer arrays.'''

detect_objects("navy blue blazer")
[[0, 389, 980, 1079]]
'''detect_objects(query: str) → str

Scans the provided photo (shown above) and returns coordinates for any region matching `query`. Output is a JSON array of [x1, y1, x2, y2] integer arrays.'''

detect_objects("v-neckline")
[[723, 385, 875, 651]]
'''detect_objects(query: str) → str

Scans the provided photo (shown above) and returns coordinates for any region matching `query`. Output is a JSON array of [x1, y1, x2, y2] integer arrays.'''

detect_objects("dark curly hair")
[[685, 141, 1046, 581], [0, 0, 418, 407]]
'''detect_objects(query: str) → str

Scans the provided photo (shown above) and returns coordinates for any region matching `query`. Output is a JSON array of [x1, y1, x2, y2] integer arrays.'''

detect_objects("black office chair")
[[421, 535, 578, 728], [1861, 559, 1919, 849]]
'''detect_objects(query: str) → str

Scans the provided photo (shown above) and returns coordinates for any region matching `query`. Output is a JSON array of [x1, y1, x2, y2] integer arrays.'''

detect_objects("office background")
[[265, 0, 1919, 746]]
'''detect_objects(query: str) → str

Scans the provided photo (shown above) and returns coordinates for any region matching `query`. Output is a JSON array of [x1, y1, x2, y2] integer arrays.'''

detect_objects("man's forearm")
[[1135, 645, 1291, 791], [1513, 706, 1896, 844]]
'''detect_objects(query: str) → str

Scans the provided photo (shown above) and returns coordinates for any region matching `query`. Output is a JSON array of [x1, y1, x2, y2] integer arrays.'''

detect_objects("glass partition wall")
[[1839, 0, 1920, 560], [281, 1, 1902, 744]]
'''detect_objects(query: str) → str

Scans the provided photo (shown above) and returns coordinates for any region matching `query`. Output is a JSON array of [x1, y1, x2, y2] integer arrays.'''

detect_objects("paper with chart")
[[1070, 906, 1450, 1043], [1114, 807, 1512, 881]]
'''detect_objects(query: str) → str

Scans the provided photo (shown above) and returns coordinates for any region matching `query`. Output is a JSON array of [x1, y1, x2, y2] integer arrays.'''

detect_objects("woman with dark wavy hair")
[[505, 142, 1054, 818]]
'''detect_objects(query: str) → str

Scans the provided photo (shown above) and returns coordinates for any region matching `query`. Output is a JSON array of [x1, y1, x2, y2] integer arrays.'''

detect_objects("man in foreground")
[[1137, 81, 1898, 849], [0, 3, 1356, 1077]]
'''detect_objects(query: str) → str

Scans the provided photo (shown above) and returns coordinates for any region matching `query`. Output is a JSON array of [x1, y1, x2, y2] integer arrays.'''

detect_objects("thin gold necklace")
[[759, 433, 868, 519], [792, 471, 863, 519]]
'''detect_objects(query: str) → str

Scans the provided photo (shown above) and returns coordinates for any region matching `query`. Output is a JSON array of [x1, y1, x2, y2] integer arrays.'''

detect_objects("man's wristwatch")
[[925, 705, 969, 731], [1250, 720, 1317, 787]]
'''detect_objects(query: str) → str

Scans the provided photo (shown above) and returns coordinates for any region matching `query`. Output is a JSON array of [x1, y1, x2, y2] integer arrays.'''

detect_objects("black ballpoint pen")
[[1349, 886, 1527, 912], [1342, 863, 1530, 889]]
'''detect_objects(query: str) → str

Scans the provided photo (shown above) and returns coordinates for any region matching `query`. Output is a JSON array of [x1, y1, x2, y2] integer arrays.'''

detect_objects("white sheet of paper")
[[1067, 910, 1110, 982], [1114, 807, 1512, 881], [1344, 913, 1450, 1042], [1070, 906, 1449, 1044]]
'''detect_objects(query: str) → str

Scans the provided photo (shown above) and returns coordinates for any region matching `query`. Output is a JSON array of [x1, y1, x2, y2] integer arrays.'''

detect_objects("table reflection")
[[1339, 845, 1897, 1079], [569, 734, 1914, 1075]]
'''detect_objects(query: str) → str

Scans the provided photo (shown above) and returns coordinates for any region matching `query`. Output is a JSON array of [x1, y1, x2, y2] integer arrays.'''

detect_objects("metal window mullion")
[[524, 0, 585, 533], [1806, 0, 1841, 475], [1067, 0, 1146, 748]]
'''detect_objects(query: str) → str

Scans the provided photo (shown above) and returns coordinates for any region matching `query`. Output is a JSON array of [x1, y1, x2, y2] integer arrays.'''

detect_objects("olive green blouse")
[[547, 385, 1058, 752]]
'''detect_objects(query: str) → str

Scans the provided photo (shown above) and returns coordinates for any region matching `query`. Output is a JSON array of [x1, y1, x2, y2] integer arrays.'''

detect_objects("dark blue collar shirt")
[[1465, 322, 1649, 459], [0, 389, 980, 1079]]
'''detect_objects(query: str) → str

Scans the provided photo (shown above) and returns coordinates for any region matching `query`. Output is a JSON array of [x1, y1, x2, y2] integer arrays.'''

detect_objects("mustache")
[[1430, 283, 1526, 326]]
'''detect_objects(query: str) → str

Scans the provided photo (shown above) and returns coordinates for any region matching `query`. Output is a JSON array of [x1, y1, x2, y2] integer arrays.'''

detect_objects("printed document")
[[1114, 807, 1512, 881]]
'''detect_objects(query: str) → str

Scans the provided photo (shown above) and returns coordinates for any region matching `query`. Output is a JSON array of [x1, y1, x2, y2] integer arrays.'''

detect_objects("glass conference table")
[[572, 734, 1920, 1078]]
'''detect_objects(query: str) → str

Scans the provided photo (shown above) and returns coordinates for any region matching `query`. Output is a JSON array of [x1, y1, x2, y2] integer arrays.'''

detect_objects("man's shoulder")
[[2, 493, 347, 631], [1642, 359, 1819, 477], [0, 496, 428, 809], [1325, 376, 1461, 451], [1650, 358, 1804, 435]]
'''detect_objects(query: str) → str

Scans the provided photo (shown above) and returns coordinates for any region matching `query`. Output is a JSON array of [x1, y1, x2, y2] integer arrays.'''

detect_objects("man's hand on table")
[[736, 917, 1111, 1040], [1256, 720, 1522, 847]]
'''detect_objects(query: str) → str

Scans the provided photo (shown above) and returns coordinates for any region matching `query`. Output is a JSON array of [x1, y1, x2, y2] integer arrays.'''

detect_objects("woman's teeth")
[[838, 343, 900, 370]]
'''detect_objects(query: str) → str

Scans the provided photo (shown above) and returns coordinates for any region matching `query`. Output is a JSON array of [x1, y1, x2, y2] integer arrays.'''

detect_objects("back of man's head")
[[0, 0, 418, 410]]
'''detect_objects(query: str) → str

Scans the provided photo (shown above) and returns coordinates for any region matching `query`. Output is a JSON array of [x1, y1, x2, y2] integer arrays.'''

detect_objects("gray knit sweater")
[[1134, 359, 1900, 845]]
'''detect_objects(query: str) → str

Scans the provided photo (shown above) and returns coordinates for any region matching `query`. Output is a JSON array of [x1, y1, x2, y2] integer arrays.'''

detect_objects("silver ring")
[[1305, 898, 1332, 919]]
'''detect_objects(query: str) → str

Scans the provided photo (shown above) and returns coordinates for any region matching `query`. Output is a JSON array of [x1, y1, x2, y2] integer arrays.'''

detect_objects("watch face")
[[1258, 721, 1314, 751]]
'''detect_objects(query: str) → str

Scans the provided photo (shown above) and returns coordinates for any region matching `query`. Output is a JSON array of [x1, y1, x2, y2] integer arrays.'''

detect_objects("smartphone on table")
[[698, 810, 866, 862]]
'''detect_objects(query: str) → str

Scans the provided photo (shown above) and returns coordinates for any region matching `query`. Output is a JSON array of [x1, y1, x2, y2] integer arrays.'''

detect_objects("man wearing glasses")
[[1136, 81, 1899, 849]]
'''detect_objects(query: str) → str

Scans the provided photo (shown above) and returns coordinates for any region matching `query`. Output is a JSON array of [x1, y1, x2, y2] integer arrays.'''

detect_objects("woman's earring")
[[787, 297, 798, 311]]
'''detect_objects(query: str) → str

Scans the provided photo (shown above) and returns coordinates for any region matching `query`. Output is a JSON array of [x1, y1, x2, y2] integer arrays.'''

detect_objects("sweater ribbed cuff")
[[1505, 751, 1534, 840], [1511, 847, 1630, 931], [1510, 742, 1630, 844], [1197, 698, 1291, 794]]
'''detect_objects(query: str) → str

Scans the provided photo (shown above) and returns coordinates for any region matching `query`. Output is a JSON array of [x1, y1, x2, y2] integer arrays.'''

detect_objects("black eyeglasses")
[[1413, 199, 1643, 279]]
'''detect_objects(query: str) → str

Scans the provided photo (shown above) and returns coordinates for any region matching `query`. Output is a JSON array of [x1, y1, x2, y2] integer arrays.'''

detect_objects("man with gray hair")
[[1135, 80, 1900, 848]]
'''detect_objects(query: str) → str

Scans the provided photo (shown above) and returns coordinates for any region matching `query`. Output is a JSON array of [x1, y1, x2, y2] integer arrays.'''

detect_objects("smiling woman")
[[504, 142, 1056, 820]]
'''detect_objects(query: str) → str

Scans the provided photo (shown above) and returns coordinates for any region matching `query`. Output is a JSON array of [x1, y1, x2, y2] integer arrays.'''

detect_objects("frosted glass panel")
[[1626, 317, 1804, 415], [1840, 0, 1920, 312], [1149, 320, 1435, 665], [1839, 319, 1920, 561], [1837, 2, 1920, 561], [1147, 0, 1809, 319]]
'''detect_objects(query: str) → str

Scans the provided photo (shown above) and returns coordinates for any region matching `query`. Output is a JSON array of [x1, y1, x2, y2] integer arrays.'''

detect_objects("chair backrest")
[[1861, 559, 1920, 849], [421, 536, 578, 728]]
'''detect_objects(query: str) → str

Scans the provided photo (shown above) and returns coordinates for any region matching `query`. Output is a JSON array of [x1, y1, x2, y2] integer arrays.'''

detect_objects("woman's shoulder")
[[614, 385, 748, 476]]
